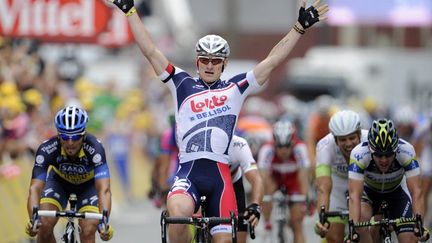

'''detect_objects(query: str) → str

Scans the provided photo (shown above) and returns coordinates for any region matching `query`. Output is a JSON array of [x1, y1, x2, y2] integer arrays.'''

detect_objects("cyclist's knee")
[[167, 193, 194, 216], [39, 217, 57, 232], [168, 224, 191, 243], [326, 234, 343, 243], [212, 232, 232, 243], [397, 232, 418, 243], [79, 220, 98, 237]]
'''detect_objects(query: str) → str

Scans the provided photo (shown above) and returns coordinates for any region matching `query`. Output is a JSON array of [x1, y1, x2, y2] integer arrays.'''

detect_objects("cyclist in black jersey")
[[109, 0, 328, 242], [25, 106, 113, 243]]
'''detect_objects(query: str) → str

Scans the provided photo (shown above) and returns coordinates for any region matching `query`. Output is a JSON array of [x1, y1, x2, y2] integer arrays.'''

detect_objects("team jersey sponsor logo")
[[93, 153, 102, 164], [354, 150, 370, 161], [171, 178, 191, 192], [232, 140, 247, 149], [190, 95, 228, 112], [60, 163, 88, 174], [36, 155, 44, 164], [191, 105, 232, 121], [336, 164, 348, 173], [41, 141, 58, 154], [84, 144, 96, 154]]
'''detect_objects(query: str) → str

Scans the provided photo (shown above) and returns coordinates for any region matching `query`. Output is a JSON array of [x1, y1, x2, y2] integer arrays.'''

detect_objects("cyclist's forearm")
[[407, 175, 424, 215], [348, 179, 363, 222], [27, 179, 44, 217], [298, 168, 310, 196], [315, 176, 331, 209], [96, 178, 112, 214], [245, 170, 264, 204], [127, 13, 169, 75]]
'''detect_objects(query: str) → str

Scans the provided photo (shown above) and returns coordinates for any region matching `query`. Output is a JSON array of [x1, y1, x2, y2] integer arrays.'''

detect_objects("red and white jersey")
[[160, 64, 261, 164], [257, 139, 310, 174]]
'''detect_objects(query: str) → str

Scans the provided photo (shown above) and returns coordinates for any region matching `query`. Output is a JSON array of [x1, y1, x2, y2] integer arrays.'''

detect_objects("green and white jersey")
[[315, 130, 368, 179], [315, 130, 368, 211]]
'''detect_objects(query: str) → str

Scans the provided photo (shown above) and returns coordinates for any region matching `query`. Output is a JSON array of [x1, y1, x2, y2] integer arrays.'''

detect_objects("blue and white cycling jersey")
[[160, 64, 261, 164], [348, 138, 420, 193]]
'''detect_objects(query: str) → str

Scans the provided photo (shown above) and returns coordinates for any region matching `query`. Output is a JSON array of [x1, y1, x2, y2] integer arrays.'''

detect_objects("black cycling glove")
[[245, 203, 261, 220], [297, 5, 320, 29], [111, 0, 136, 16]]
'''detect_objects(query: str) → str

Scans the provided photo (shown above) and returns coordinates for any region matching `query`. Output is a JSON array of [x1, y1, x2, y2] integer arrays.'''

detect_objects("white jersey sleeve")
[[293, 143, 310, 169], [257, 143, 274, 170], [229, 135, 257, 182]]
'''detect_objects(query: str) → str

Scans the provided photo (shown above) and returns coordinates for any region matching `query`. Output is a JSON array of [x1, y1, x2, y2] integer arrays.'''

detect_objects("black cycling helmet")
[[368, 119, 398, 154]]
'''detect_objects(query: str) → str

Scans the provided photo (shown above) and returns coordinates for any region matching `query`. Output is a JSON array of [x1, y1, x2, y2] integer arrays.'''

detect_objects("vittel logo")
[[191, 95, 228, 112]]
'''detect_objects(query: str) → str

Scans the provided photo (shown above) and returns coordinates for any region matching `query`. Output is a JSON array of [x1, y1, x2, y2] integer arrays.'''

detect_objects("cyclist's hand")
[[109, 0, 136, 16], [98, 224, 114, 241], [414, 226, 430, 242], [244, 203, 261, 227], [297, 0, 329, 30], [25, 220, 40, 237], [314, 220, 329, 238], [344, 232, 360, 243]]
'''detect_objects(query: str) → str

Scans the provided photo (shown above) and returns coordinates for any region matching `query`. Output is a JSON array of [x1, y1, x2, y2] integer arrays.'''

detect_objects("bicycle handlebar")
[[37, 210, 104, 220], [164, 216, 232, 225], [353, 216, 417, 228], [319, 205, 349, 225], [262, 193, 306, 203]]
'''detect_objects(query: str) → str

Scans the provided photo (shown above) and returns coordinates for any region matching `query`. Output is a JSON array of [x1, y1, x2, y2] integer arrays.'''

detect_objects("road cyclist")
[[109, 0, 328, 242], [347, 118, 429, 242], [314, 109, 368, 242], [25, 106, 113, 243], [258, 119, 311, 243]]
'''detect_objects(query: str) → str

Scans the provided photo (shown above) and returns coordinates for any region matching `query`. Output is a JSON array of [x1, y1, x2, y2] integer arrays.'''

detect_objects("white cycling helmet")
[[195, 34, 230, 58], [329, 110, 361, 136], [273, 120, 296, 146]]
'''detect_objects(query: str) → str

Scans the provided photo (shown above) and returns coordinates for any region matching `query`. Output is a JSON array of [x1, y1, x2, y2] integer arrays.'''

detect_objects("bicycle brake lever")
[[31, 206, 40, 231], [415, 214, 424, 237]]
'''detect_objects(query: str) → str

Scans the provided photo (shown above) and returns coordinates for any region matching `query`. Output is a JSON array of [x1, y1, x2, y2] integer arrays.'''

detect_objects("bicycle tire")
[[277, 220, 285, 243]]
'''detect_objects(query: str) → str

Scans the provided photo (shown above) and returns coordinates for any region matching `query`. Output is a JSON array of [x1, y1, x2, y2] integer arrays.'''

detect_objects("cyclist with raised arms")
[[258, 119, 310, 243], [314, 110, 368, 242], [25, 106, 113, 243], [109, 0, 328, 242], [347, 119, 429, 243], [229, 135, 264, 243]]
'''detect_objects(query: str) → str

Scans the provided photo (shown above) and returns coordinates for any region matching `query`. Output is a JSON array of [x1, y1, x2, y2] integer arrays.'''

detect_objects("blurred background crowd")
[[1, 0, 432, 242]]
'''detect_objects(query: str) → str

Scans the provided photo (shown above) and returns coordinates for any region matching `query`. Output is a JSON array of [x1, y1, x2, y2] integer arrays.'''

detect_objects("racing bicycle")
[[30, 193, 108, 243], [262, 187, 307, 243]]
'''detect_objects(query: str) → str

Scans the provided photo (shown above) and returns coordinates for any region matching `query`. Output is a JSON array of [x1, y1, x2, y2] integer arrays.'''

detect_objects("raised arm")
[[253, 0, 328, 85], [110, 0, 169, 75]]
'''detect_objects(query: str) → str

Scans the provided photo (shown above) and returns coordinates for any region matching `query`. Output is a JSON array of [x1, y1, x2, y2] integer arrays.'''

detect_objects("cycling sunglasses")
[[59, 133, 85, 141], [197, 56, 225, 65], [373, 152, 395, 158]]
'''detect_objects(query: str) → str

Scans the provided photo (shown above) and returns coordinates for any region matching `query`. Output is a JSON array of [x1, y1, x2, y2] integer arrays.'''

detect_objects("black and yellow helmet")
[[368, 119, 399, 154]]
